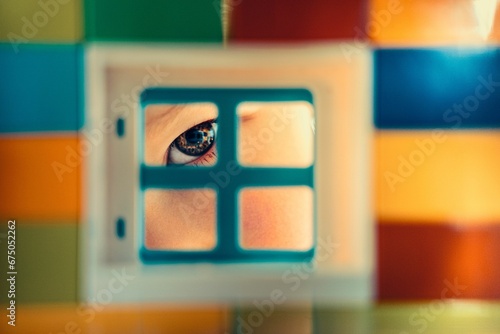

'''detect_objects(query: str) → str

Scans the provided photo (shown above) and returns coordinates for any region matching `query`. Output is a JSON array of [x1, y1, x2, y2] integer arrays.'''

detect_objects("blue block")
[[0, 44, 83, 133], [375, 48, 500, 129]]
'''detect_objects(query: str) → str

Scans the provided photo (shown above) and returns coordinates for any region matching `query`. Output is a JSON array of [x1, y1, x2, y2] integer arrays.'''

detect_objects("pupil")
[[186, 130, 204, 144]]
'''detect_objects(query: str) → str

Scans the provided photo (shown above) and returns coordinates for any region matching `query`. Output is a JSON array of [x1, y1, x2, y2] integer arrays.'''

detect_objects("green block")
[[85, 0, 223, 42], [0, 223, 78, 304], [0, 0, 82, 43], [314, 307, 371, 333]]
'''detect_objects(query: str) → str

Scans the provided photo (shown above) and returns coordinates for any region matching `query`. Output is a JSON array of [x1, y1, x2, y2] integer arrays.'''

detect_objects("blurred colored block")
[[375, 131, 500, 223], [0, 136, 81, 222], [0, 0, 82, 43], [235, 304, 313, 334], [375, 48, 500, 129], [90, 306, 230, 334], [370, 303, 500, 332], [378, 223, 500, 300], [0, 305, 78, 334], [229, 0, 366, 41], [0, 223, 77, 304], [85, 0, 223, 42], [4, 303, 500, 334], [0, 304, 230, 334], [370, 0, 500, 45], [315, 307, 370, 333], [0, 44, 83, 133]]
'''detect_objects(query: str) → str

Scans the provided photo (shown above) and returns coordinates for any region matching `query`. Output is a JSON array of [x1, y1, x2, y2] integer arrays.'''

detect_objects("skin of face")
[[144, 102, 314, 251]]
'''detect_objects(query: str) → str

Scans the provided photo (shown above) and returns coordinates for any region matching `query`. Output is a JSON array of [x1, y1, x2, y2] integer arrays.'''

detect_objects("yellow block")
[[0, 136, 81, 222], [0, 0, 82, 43], [375, 131, 500, 224], [369, 0, 500, 45]]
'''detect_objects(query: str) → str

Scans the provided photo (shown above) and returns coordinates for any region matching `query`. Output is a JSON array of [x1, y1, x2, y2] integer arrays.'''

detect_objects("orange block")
[[0, 304, 77, 334], [0, 304, 230, 334], [369, 0, 500, 45], [0, 136, 81, 222], [375, 131, 500, 224]]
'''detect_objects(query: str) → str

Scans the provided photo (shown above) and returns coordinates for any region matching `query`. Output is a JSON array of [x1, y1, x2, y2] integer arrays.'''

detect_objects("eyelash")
[[165, 119, 217, 166]]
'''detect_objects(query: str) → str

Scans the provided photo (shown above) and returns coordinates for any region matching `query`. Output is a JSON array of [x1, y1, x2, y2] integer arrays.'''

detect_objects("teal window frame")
[[139, 88, 315, 263]]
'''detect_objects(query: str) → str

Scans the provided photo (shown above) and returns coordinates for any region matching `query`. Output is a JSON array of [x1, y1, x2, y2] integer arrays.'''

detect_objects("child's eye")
[[166, 120, 217, 165]]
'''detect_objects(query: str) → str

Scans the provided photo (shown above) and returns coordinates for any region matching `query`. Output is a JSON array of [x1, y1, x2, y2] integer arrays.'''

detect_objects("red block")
[[229, 0, 367, 41], [378, 223, 500, 300]]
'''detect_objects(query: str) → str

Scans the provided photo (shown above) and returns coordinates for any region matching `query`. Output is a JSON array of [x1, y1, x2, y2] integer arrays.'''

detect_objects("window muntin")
[[139, 88, 315, 263]]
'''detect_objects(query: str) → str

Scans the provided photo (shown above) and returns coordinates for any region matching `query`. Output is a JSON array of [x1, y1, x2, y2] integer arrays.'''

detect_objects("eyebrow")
[[236, 103, 261, 120]]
